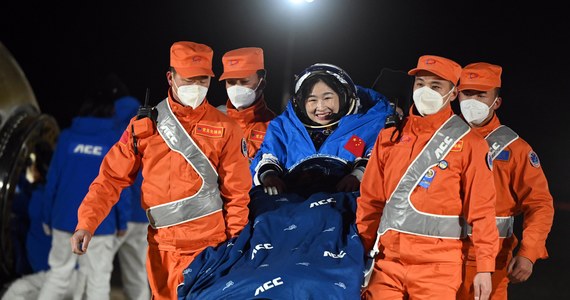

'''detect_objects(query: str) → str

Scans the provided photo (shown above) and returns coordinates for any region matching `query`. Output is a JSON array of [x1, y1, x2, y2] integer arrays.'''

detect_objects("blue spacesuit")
[[251, 81, 394, 196]]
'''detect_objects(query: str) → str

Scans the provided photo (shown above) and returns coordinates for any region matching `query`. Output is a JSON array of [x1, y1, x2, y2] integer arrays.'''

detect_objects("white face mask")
[[460, 97, 498, 125], [173, 80, 208, 108], [226, 79, 262, 109], [412, 86, 454, 116]]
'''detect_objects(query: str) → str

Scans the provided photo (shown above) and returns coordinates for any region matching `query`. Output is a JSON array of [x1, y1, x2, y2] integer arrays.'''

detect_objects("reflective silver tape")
[[146, 99, 222, 229], [485, 125, 519, 160], [378, 115, 471, 239]]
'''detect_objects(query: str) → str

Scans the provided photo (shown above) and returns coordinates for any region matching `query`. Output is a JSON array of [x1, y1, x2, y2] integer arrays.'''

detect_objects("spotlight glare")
[[289, 0, 315, 4]]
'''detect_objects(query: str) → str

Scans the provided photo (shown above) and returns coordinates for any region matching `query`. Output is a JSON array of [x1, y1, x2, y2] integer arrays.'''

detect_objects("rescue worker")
[[356, 55, 499, 300], [38, 88, 130, 300], [456, 62, 555, 300], [70, 41, 252, 300], [250, 63, 394, 197], [111, 96, 151, 300], [218, 47, 276, 162]]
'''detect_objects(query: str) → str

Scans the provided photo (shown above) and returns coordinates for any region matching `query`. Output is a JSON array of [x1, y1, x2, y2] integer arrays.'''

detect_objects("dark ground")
[[507, 208, 570, 299]]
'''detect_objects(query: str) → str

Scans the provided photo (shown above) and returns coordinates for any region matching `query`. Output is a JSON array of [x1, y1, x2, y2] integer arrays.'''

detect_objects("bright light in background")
[[283, 0, 317, 107], [289, 0, 315, 5]]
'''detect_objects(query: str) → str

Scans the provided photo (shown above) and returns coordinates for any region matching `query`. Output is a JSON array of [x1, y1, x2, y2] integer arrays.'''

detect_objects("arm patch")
[[486, 152, 493, 171], [241, 138, 248, 157], [529, 151, 541, 168]]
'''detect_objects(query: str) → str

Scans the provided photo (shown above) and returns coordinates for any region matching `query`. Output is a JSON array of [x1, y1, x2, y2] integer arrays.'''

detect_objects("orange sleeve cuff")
[[476, 259, 496, 273], [75, 219, 97, 235], [74, 224, 95, 236], [517, 246, 548, 264]]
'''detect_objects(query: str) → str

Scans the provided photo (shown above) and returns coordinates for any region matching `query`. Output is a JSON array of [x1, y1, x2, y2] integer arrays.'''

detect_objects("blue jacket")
[[27, 184, 51, 272], [250, 86, 394, 185], [42, 116, 129, 234]]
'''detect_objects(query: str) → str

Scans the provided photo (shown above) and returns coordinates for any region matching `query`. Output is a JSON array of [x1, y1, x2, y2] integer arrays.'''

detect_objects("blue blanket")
[[177, 188, 365, 300]]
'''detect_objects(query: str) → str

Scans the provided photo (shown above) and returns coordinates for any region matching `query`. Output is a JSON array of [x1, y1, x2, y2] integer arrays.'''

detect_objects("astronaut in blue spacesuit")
[[251, 63, 395, 197], [176, 64, 395, 299]]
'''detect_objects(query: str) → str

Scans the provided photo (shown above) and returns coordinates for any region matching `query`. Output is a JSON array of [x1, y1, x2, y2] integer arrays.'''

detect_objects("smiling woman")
[[293, 64, 357, 128], [250, 62, 394, 197], [303, 80, 341, 125]]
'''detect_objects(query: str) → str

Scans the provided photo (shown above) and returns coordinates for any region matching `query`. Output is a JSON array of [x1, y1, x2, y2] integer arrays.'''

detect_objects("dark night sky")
[[2, 1, 568, 200], [2, 1, 570, 296], [1, 4, 568, 185]]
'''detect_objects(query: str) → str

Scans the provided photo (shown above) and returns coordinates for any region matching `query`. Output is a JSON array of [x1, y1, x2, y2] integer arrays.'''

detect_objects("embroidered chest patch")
[[249, 129, 266, 142], [344, 135, 366, 157], [418, 169, 436, 188], [495, 150, 510, 161], [195, 124, 225, 138], [451, 140, 464, 152]]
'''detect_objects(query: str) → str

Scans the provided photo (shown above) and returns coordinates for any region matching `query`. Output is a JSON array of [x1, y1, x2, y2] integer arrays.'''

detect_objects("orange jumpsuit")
[[457, 114, 554, 300], [356, 106, 499, 300], [225, 95, 276, 160], [76, 93, 252, 300]]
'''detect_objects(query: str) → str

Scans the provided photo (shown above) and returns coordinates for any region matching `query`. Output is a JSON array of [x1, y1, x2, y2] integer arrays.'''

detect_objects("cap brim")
[[407, 68, 421, 76], [175, 67, 215, 78], [219, 69, 257, 81], [408, 67, 452, 83], [458, 83, 496, 92]]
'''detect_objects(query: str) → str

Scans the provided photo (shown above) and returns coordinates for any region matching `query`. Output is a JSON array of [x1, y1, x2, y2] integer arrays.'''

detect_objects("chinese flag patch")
[[119, 130, 129, 144], [195, 124, 225, 138], [249, 129, 265, 142], [344, 135, 366, 157]]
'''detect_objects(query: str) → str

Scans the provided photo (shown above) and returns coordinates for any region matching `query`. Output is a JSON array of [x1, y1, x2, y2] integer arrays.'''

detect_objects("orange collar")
[[226, 95, 275, 124], [408, 104, 455, 133], [167, 89, 208, 123], [474, 113, 502, 137]]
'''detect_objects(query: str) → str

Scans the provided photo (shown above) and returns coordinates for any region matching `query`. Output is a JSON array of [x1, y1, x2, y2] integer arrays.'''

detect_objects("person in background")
[[1, 149, 79, 300], [250, 62, 394, 197], [70, 41, 252, 300], [9, 160, 35, 277], [217, 47, 276, 162], [38, 78, 130, 299], [456, 62, 555, 300], [112, 95, 151, 300], [356, 55, 499, 300]]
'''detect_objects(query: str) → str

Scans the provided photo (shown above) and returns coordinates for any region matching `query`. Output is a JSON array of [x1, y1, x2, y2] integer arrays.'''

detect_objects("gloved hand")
[[42, 223, 52, 236], [261, 173, 286, 195], [336, 174, 361, 192]]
